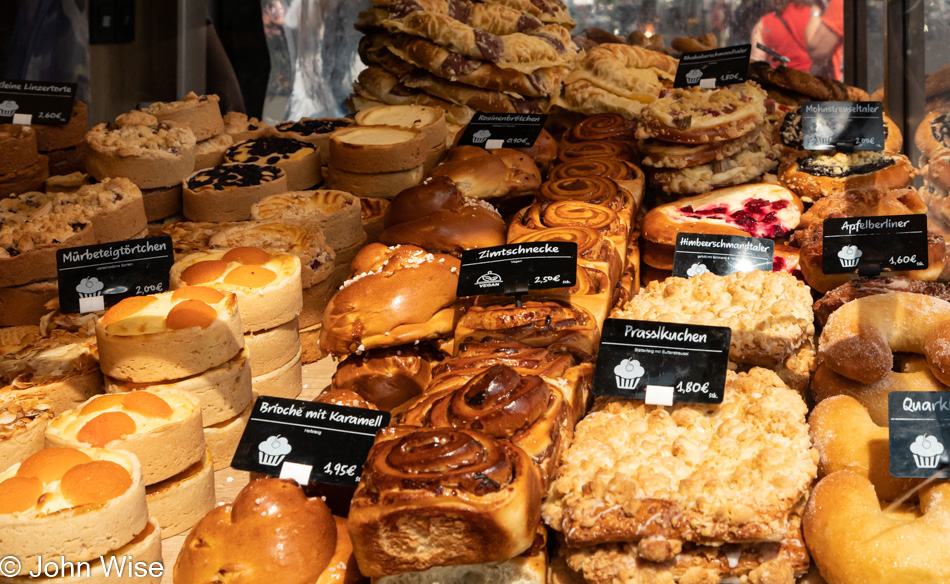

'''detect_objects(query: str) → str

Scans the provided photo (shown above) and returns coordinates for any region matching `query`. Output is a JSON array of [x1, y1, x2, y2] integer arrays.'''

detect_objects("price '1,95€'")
[[324, 462, 358, 478]]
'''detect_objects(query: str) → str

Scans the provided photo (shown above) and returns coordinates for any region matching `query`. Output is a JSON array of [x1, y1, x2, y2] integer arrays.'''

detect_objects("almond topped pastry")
[[0, 386, 52, 467], [95, 286, 244, 383], [46, 388, 204, 484], [0, 446, 148, 567], [170, 246, 303, 332]]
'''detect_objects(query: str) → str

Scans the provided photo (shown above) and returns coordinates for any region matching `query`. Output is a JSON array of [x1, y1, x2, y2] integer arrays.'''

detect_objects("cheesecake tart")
[[272, 117, 354, 165], [329, 125, 425, 174]]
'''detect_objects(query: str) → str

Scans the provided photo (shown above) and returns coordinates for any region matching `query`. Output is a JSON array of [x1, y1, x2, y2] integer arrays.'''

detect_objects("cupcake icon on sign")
[[686, 262, 710, 277], [0, 100, 18, 117], [837, 245, 862, 268], [472, 129, 491, 144], [76, 276, 104, 298], [614, 358, 645, 390], [258, 435, 292, 466], [685, 69, 703, 85], [910, 434, 945, 469]]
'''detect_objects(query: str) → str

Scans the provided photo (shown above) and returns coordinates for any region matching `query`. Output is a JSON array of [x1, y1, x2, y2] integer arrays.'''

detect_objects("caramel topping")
[[60, 460, 132, 506], [122, 391, 173, 419], [223, 265, 277, 288], [222, 246, 271, 265], [0, 476, 43, 514], [17, 448, 92, 483], [181, 260, 229, 285], [172, 285, 226, 304], [76, 411, 137, 447], [101, 295, 159, 326], [166, 299, 218, 330]]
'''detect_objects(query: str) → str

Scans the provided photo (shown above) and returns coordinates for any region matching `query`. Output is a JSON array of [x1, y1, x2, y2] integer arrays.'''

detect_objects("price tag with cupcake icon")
[[0, 79, 76, 125], [889, 392, 950, 478], [456, 112, 548, 150], [822, 214, 929, 276], [593, 318, 731, 404]]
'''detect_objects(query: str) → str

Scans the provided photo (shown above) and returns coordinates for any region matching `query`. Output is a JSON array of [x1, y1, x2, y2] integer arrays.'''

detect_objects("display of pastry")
[[170, 247, 303, 332], [182, 162, 288, 222], [779, 150, 917, 202], [0, 386, 52, 468], [272, 117, 354, 165], [251, 189, 365, 252]]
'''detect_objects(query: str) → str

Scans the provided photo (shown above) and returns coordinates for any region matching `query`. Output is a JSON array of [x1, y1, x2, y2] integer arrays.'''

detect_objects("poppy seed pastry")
[[183, 162, 288, 222], [45, 388, 205, 485], [0, 446, 149, 566], [170, 247, 303, 332], [224, 136, 321, 190], [95, 286, 244, 383]]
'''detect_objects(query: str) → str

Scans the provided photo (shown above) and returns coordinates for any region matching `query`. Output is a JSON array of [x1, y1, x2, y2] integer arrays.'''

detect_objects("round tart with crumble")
[[636, 82, 768, 144]]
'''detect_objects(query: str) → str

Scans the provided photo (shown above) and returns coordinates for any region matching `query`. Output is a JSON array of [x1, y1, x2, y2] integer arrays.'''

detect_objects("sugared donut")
[[818, 292, 950, 384]]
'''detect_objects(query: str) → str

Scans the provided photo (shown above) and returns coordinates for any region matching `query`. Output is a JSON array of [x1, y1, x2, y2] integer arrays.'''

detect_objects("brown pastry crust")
[[916, 109, 950, 159], [557, 139, 635, 163], [548, 157, 645, 204], [797, 187, 926, 232], [379, 175, 506, 255], [778, 151, 917, 202], [639, 125, 760, 168], [348, 425, 543, 577], [637, 82, 768, 144], [354, 104, 446, 151], [748, 60, 854, 101], [536, 176, 635, 228], [272, 117, 354, 166], [0, 124, 39, 175], [0, 280, 58, 327], [183, 163, 288, 222], [430, 146, 541, 199], [34, 101, 88, 151], [558, 79, 650, 119], [400, 69, 552, 115], [814, 277, 950, 325], [326, 164, 424, 200], [142, 184, 182, 222], [510, 225, 622, 287], [329, 125, 425, 174], [349, 66, 476, 126], [646, 138, 776, 195], [0, 154, 49, 197], [46, 142, 88, 176], [85, 119, 197, 189], [331, 344, 435, 411], [224, 136, 321, 191], [144, 92, 224, 142]]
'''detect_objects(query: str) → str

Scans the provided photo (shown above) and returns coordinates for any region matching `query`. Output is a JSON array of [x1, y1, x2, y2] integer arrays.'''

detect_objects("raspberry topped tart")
[[637, 82, 768, 144], [641, 183, 803, 269]]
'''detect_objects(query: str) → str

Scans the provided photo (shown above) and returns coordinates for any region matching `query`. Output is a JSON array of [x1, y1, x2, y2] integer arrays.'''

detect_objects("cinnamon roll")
[[454, 300, 599, 361], [562, 113, 638, 144], [509, 201, 629, 259], [548, 157, 645, 207], [537, 177, 635, 228], [557, 140, 635, 163], [509, 226, 622, 287], [397, 364, 568, 484], [348, 426, 543, 577]]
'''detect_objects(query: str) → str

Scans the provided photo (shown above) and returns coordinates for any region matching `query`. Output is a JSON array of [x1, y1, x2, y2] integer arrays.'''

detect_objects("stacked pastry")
[[350, 0, 577, 126], [0, 327, 101, 414], [251, 189, 366, 359], [0, 124, 48, 196], [0, 446, 162, 581], [45, 388, 214, 537], [615, 270, 817, 392], [84, 110, 197, 222], [326, 124, 427, 199], [141, 92, 228, 172], [544, 368, 818, 584], [95, 288, 253, 471], [170, 247, 304, 399], [636, 82, 779, 196], [223, 135, 322, 191], [748, 60, 867, 106], [804, 292, 950, 583], [789, 188, 946, 293], [181, 162, 289, 222], [355, 104, 448, 172], [0, 386, 52, 467], [559, 43, 677, 120], [35, 101, 89, 176], [638, 183, 804, 283], [0, 178, 148, 325]]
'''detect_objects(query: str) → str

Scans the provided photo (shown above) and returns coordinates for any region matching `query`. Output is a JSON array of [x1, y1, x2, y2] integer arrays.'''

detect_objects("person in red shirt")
[[805, 0, 844, 80], [751, 0, 814, 71]]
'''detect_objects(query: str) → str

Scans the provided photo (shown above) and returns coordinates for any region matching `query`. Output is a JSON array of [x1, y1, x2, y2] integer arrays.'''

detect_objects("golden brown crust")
[[348, 426, 543, 577], [797, 187, 927, 232], [778, 151, 917, 202], [748, 60, 854, 101], [331, 345, 435, 411], [430, 146, 541, 199], [636, 83, 768, 144]]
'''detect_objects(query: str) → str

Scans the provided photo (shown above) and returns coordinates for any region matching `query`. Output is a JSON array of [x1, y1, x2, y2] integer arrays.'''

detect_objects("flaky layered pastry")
[[543, 368, 817, 557]]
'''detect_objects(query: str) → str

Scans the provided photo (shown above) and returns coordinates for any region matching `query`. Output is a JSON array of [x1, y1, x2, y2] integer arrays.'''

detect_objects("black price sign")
[[822, 214, 928, 276], [56, 237, 175, 314], [593, 319, 731, 405], [456, 242, 577, 298], [232, 397, 390, 487], [889, 392, 950, 479], [801, 101, 885, 151], [0, 80, 76, 125], [672, 233, 775, 278], [673, 44, 751, 89], [456, 112, 547, 149]]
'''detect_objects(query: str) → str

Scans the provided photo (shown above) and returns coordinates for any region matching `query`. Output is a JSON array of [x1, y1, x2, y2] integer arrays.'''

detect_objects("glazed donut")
[[811, 358, 948, 426], [796, 226, 946, 294], [778, 150, 917, 202], [818, 292, 950, 384], [803, 471, 950, 584], [809, 395, 922, 502]]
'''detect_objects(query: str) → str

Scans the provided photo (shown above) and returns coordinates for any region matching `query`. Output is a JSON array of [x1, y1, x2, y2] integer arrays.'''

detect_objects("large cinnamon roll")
[[397, 364, 568, 484], [509, 226, 622, 287], [561, 113, 638, 145], [320, 244, 460, 356], [537, 177, 635, 228], [548, 157, 645, 206], [509, 200, 629, 259], [348, 426, 543, 577], [557, 140, 635, 163], [454, 299, 599, 361]]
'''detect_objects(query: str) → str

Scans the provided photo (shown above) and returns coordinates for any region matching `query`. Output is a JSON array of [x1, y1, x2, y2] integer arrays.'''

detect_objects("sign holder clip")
[[504, 275, 531, 307], [858, 261, 883, 278]]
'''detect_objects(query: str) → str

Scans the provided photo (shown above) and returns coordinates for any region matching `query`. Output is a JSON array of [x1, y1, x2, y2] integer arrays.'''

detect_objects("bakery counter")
[[158, 355, 336, 584]]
